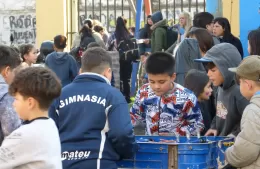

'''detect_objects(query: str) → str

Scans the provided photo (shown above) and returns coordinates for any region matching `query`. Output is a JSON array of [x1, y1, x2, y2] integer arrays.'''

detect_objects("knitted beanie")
[[184, 69, 209, 97]]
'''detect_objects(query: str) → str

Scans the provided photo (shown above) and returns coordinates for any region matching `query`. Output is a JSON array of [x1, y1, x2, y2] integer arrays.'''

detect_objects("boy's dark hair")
[[248, 28, 260, 55], [0, 45, 21, 71], [206, 62, 216, 70], [54, 35, 67, 49], [94, 25, 104, 33], [145, 52, 175, 76], [187, 28, 214, 53], [87, 42, 100, 48], [9, 67, 62, 110], [81, 47, 112, 74], [19, 44, 34, 61], [193, 12, 214, 29], [184, 69, 209, 97]]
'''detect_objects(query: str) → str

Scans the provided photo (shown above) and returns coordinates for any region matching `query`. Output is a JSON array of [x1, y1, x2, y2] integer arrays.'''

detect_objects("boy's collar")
[[79, 72, 111, 85], [0, 74, 7, 84]]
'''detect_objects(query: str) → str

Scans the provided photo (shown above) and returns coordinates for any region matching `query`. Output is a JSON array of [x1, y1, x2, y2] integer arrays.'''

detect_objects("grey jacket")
[[175, 38, 205, 86], [0, 75, 21, 145], [226, 95, 260, 169]]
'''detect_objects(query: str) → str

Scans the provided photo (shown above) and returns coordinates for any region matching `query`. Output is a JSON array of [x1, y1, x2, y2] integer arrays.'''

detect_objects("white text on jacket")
[[59, 95, 106, 108]]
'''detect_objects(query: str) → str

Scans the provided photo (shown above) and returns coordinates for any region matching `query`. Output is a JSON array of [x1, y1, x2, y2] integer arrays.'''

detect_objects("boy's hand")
[[205, 129, 218, 136], [130, 113, 137, 126]]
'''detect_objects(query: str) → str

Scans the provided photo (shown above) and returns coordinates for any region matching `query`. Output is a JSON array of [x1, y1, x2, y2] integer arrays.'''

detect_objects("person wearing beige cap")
[[225, 55, 260, 169]]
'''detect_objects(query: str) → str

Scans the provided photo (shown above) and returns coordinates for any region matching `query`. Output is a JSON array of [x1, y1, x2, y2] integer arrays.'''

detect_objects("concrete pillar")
[[36, 0, 67, 48], [222, 0, 240, 37]]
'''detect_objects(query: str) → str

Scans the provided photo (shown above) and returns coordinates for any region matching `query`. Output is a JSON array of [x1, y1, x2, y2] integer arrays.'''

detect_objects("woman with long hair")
[[248, 28, 260, 55], [175, 12, 192, 42], [79, 24, 96, 49], [213, 17, 243, 58], [115, 16, 133, 103]]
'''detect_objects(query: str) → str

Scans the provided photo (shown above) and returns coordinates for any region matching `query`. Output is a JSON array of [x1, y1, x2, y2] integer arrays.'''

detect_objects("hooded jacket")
[[0, 75, 21, 145], [175, 38, 206, 86], [200, 43, 249, 136], [49, 73, 136, 169], [151, 11, 167, 53], [45, 52, 78, 87], [225, 94, 260, 169]]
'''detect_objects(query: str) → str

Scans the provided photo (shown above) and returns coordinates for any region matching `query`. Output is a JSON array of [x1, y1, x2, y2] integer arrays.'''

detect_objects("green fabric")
[[151, 19, 167, 53]]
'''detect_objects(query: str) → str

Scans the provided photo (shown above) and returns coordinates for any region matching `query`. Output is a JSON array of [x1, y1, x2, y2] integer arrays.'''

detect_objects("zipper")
[[158, 96, 162, 134]]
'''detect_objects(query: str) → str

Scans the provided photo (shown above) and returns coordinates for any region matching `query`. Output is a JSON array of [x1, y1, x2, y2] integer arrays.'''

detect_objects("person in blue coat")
[[45, 35, 78, 87], [49, 47, 136, 169]]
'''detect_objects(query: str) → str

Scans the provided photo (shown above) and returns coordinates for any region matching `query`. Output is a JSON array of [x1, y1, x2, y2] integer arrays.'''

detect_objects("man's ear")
[[103, 67, 112, 81], [1, 66, 10, 79], [171, 73, 176, 82]]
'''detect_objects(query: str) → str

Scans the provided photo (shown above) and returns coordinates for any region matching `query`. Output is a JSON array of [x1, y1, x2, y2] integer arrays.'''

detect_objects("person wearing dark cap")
[[225, 55, 260, 169], [194, 43, 249, 137], [150, 11, 167, 53], [45, 35, 78, 87], [185, 69, 215, 135]]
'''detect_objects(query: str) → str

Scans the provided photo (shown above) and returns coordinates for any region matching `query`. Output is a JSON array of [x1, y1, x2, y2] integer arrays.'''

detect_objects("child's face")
[[13, 93, 29, 120], [198, 81, 213, 101], [148, 73, 176, 96], [207, 66, 224, 86], [24, 47, 38, 64]]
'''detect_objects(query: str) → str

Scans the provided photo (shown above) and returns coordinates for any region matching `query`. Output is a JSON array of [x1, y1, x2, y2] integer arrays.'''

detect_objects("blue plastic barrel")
[[117, 136, 234, 169]]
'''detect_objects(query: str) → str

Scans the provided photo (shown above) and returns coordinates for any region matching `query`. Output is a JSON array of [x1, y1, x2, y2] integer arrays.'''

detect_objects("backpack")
[[117, 38, 140, 62], [165, 26, 178, 50]]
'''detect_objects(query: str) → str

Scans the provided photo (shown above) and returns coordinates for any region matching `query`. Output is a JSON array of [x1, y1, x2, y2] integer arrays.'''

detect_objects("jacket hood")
[[251, 95, 260, 107], [0, 75, 8, 100], [151, 19, 167, 31], [204, 43, 242, 89], [50, 52, 70, 65], [151, 11, 163, 24]]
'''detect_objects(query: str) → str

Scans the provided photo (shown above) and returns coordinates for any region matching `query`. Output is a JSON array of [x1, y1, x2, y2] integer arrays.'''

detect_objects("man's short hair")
[[9, 67, 62, 110], [0, 45, 21, 71], [81, 47, 112, 74], [54, 35, 67, 49], [145, 52, 175, 76], [193, 12, 214, 29]]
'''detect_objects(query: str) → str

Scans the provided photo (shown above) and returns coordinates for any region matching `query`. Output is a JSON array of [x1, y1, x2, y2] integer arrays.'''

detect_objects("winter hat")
[[151, 11, 163, 24], [184, 69, 209, 97]]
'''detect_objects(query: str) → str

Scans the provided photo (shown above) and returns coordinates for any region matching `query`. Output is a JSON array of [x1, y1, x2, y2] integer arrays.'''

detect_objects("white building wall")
[[0, 0, 36, 45]]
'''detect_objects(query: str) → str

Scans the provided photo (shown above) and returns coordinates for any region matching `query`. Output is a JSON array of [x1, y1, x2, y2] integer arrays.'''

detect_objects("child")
[[184, 69, 215, 135], [195, 43, 249, 136], [49, 47, 136, 169], [225, 55, 260, 168], [0, 67, 62, 169], [0, 45, 21, 145], [87, 42, 116, 87], [45, 35, 78, 87], [19, 44, 38, 66], [130, 52, 204, 136]]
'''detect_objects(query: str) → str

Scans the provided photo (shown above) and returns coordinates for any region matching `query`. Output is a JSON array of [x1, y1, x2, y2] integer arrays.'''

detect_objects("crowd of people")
[[0, 10, 260, 169]]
